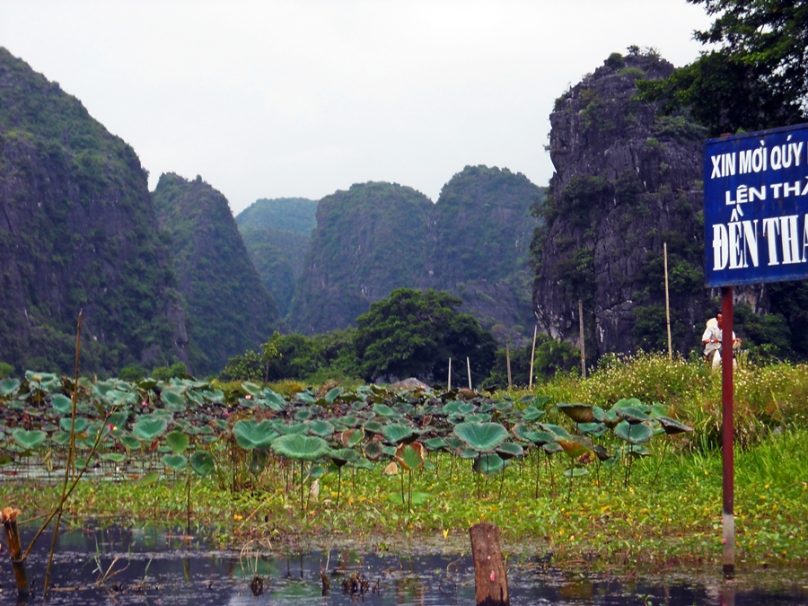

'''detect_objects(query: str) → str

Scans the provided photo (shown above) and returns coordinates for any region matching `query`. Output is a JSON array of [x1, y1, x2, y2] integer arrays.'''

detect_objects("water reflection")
[[2, 525, 805, 605]]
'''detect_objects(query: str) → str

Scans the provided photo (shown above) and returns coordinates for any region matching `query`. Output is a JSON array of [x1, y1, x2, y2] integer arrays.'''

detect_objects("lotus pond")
[[1, 371, 807, 600], [7, 523, 808, 605]]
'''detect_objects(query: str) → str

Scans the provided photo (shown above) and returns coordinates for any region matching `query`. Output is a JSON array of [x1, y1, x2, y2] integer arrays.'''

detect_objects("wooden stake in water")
[[466, 356, 472, 390], [447, 357, 452, 391], [1, 507, 28, 599], [469, 522, 509, 606]]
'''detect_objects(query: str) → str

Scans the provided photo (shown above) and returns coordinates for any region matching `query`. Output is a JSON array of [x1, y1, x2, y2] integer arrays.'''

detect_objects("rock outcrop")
[[533, 51, 710, 357], [153, 173, 277, 375], [0, 48, 188, 373]]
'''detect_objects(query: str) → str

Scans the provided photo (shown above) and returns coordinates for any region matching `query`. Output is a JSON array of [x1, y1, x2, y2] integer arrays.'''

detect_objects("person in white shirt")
[[701, 312, 740, 370]]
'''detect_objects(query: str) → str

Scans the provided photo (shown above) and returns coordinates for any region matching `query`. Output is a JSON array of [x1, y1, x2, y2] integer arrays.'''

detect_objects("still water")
[[2, 525, 806, 605]]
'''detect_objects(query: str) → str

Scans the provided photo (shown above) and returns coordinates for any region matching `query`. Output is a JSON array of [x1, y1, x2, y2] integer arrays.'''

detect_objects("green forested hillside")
[[236, 198, 316, 317], [0, 47, 188, 373], [289, 182, 433, 334], [152, 173, 277, 375]]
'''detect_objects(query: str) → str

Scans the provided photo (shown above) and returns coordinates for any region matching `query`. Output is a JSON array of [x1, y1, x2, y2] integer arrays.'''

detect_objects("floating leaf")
[[233, 420, 278, 450], [162, 453, 188, 471], [381, 423, 416, 445], [556, 402, 595, 423], [165, 430, 190, 454], [395, 441, 425, 471], [372, 403, 396, 417], [614, 420, 654, 444], [306, 420, 335, 438], [59, 417, 89, 433], [190, 451, 215, 476], [51, 393, 73, 414], [337, 428, 364, 448], [473, 453, 505, 475], [657, 416, 693, 435], [12, 428, 46, 450], [0, 378, 21, 398], [271, 434, 329, 461], [132, 415, 168, 441], [324, 386, 343, 404], [453, 422, 509, 452]]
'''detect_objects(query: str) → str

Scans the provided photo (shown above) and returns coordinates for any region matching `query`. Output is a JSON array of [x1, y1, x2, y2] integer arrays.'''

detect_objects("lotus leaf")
[[259, 388, 286, 411], [381, 423, 417, 445], [372, 403, 396, 417], [165, 430, 190, 454], [464, 413, 492, 423], [12, 428, 47, 450], [496, 441, 524, 460], [51, 393, 72, 414], [521, 406, 545, 422], [556, 402, 596, 423], [294, 409, 314, 421], [306, 420, 335, 438], [337, 428, 364, 448], [162, 453, 188, 471], [453, 422, 509, 452], [657, 416, 694, 434], [364, 440, 384, 460], [329, 447, 360, 467], [241, 382, 262, 396], [578, 422, 608, 437], [59, 417, 89, 433], [557, 436, 594, 458], [161, 389, 186, 409], [422, 437, 447, 451], [107, 411, 130, 430], [395, 441, 425, 471], [363, 420, 384, 434], [190, 451, 215, 476], [542, 441, 563, 454], [538, 423, 572, 440], [324, 386, 343, 404], [271, 434, 329, 461], [294, 391, 317, 405], [119, 434, 141, 450], [100, 453, 127, 464], [25, 371, 60, 393], [132, 415, 169, 441], [614, 420, 654, 444], [473, 453, 505, 475], [0, 378, 21, 398], [233, 420, 278, 450], [616, 406, 651, 423]]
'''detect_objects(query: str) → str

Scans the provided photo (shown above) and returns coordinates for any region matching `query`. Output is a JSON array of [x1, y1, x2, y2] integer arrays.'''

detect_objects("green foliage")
[[151, 362, 190, 382], [0, 362, 14, 379], [354, 288, 495, 383], [638, 1, 807, 135]]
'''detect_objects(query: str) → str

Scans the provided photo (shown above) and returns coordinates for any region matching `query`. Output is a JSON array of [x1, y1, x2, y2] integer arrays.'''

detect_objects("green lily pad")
[[233, 420, 278, 450], [190, 451, 215, 476], [306, 419, 335, 438], [556, 402, 595, 423], [12, 428, 47, 450], [381, 423, 417, 445], [496, 441, 524, 460], [165, 430, 190, 454], [162, 453, 188, 471], [59, 417, 89, 433], [324, 386, 343, 404], [614, 420, 654, 444], [329, 447, 360, 467], [51, 393, 73, 414], [473, 453, 506, 475], [271, 434, 329, 461], [453, 422, 509, 452], [132, 415, 169, 441], [0, 378, 21, 398]]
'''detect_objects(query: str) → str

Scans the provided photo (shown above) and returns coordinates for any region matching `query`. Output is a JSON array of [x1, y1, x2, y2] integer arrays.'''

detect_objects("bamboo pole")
[[528, 323, 538, 389], [447, 357, 452, 391], [505, 342, 512, 389], [466, 357, 472, 390], [664, 242, 673, 360], [1, 507, 28, 599], [578, 299, 586, 378]]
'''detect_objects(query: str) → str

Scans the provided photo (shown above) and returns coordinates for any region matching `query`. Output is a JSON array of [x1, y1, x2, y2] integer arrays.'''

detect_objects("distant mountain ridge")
[[286, 168, 543, 342], [236, 198, 317, 318]]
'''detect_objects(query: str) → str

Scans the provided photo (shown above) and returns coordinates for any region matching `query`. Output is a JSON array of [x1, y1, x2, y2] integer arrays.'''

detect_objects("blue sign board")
[[704, 124, 808, 286]]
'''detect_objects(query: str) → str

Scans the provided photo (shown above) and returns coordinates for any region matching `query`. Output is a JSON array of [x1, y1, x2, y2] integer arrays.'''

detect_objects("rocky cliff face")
[[289, 182, 433, 334], [0, 48, 188, 373], [289, 168, 542, 342], [153, 173, 277, 375], [236, 198, 316, 317], [533, 51, 710, 357]]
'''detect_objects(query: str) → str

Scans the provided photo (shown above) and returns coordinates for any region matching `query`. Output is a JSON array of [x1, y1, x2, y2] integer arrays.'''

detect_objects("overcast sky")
[[1, 1, 711, 215]]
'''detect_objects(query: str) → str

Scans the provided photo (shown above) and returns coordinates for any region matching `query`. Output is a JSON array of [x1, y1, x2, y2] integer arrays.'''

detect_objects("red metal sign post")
[[720, 286, 735, 578]]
